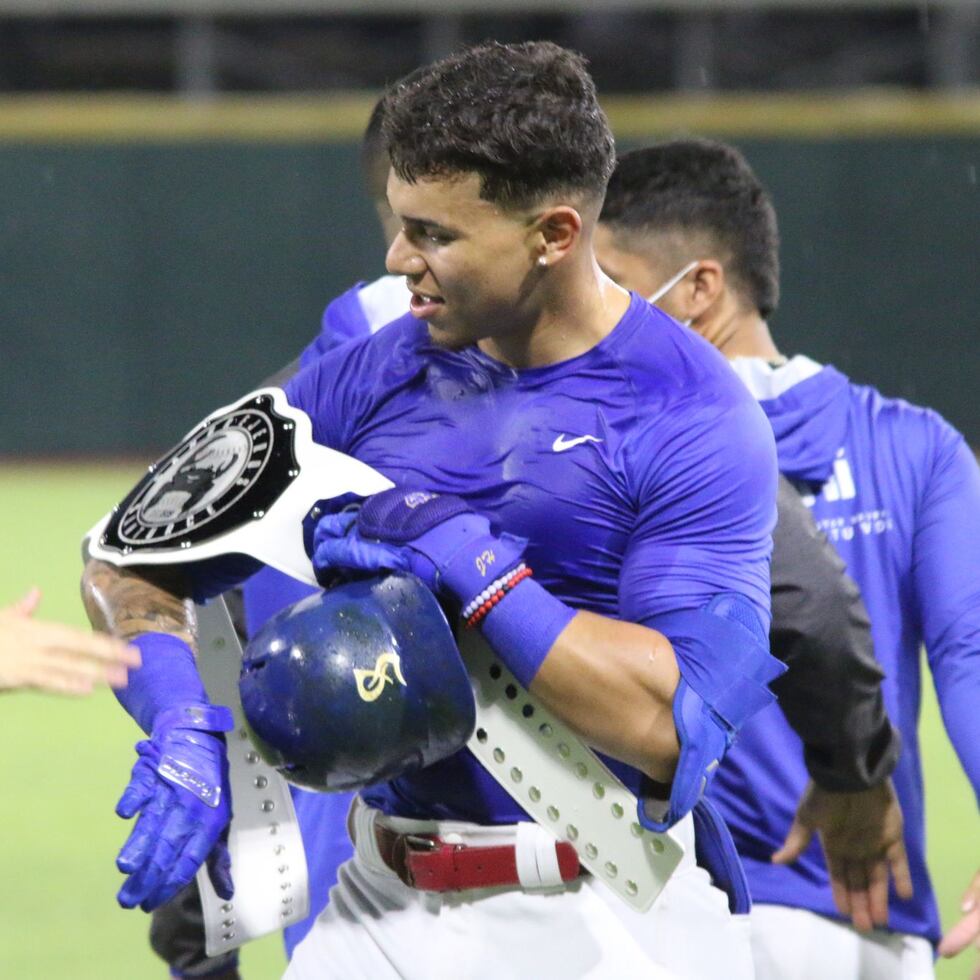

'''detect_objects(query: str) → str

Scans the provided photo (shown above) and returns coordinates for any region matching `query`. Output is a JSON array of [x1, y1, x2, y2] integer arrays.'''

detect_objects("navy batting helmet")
[[239, 572, 475, 792]]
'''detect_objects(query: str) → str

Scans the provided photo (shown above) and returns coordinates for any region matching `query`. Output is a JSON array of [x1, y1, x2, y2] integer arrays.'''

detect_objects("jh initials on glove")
[[115, 702, 234, 912], [312, 489, 528, 620]]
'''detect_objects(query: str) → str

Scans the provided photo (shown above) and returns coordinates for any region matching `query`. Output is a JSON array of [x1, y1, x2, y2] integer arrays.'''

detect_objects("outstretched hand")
[[0, 588, 141, 695], [773, 779, 913, 932], [938, 869, 980, 980]]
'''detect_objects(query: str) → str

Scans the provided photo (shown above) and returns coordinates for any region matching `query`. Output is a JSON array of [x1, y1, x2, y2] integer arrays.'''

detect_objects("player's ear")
[[531, 206, 583, 267], [687, 259, 725, 319]]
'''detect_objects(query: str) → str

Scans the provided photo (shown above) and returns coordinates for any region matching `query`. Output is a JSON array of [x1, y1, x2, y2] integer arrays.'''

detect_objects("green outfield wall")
[[0, 93, 977, 454]]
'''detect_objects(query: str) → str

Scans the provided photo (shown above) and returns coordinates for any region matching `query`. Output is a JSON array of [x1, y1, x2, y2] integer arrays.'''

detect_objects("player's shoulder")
[[846, 375, 963, 464], [311, 311, 425, 377], [614, 296, 768, 423], [612, 297, 775, 468], [319, 275, 409, 346]]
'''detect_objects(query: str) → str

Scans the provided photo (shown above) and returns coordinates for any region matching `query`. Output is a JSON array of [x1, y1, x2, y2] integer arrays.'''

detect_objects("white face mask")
[[647, 260, 699, 327]]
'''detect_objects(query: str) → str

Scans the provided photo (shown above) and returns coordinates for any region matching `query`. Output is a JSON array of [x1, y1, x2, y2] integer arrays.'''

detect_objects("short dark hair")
[[360, 93, 389, 204], [381, 41, 615, 211], [362, 66, 431, 204], [601, 139, 780, 317]]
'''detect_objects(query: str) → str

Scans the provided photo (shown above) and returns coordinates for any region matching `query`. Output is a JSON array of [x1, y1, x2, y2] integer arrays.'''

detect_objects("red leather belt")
[[373, 823, 581, 892]]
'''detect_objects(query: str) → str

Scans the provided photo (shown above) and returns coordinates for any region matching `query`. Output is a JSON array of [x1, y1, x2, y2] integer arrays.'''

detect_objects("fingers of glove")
[[155, 830, 232, 907], [116, 788, 170, 873], [887, 837, 914, 901], [206, 841, 235, 900], [181, 823, 226, 875], [139, 867, 203, 914], [118, 828, 182, 911], [313, 534, 409, 576], [313, 511, 358, 551], [115, 780, 154, 821], [116, 758, 196, 871], [136, 835, 197, 912], [771, 818, 812, 866], [844, 861, 874, 933], [123, 798, 206, 910], [116, 790, 170, 874], [116, 875, 146, 910], [115, 762, 158, 819], [138, 820, 228, 912]]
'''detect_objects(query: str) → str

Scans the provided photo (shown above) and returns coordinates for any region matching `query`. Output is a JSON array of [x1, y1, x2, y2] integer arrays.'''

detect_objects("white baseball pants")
[[285, 803, 754, 980], [750, 903, 934, 980]]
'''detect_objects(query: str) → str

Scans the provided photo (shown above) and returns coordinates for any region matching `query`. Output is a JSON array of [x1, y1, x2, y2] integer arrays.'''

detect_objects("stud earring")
[[537, 256, 548, 267]]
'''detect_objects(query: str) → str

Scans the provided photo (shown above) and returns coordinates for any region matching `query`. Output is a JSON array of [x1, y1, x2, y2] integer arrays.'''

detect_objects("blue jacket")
[[709, 355, 980, 944]]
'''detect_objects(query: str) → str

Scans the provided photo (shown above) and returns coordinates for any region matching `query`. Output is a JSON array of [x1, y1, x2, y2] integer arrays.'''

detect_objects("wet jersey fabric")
[[284, 292, 778, 825], [710, 355, 980, 945]]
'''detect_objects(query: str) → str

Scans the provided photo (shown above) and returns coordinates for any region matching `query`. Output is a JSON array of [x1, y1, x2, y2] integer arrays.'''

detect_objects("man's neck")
[[695, 307, 781, 363], [478, 264, 630, 370]]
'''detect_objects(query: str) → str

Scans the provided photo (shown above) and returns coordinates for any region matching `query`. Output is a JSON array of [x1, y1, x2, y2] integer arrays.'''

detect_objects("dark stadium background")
[[0, 3, 976, 977]]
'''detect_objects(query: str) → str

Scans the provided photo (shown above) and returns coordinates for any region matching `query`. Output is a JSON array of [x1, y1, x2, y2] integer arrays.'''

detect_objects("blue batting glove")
[[312, 490, 527, 609], [115, 703, 234, 912], [315, 490, 576, 689], [312, 509, 419, 580]]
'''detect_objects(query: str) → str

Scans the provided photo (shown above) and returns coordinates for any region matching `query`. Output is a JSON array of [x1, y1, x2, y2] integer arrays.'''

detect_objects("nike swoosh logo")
[[552, 433, 603, 453]]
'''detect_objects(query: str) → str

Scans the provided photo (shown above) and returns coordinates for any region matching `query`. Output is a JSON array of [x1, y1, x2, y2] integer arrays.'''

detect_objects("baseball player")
[[155, 79, 909, 979], [83, 41, 784, 978], [594, 138, 980, 979]]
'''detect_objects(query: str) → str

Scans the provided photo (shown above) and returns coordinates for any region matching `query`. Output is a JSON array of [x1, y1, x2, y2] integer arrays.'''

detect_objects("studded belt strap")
[[194, 596, 310, 958]]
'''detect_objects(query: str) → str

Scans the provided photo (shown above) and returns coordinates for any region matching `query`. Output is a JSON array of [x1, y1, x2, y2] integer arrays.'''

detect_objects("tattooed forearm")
[[81, 559, 197, 647]]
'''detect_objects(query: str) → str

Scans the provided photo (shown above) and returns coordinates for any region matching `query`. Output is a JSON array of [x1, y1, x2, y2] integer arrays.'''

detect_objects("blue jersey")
[[709, 355, 980, 944], [284, 292, 777, 824]]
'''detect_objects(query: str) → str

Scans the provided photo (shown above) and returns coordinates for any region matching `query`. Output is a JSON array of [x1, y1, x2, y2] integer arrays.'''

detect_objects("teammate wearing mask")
[[596, 138, 980, 979]]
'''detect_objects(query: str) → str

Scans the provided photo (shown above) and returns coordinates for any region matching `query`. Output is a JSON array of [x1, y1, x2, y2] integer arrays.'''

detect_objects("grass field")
[[0, 462, 975, 979]]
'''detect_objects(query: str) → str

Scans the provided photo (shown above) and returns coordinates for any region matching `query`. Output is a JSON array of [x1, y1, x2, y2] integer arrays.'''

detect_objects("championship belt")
[[87, 387, 685, 944], [86, 386, 392, 582]]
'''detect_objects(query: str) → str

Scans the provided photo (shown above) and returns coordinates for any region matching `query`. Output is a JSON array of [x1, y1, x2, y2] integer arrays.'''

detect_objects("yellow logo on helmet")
[[353, 651, 407, 703]]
